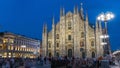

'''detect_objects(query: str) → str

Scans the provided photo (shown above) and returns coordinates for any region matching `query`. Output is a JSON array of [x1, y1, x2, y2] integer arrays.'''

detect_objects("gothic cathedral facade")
[[42, 5, 103, 58]]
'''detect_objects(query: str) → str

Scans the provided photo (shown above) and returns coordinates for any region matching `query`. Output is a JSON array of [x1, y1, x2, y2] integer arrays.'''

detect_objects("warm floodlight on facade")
[[21, 45, 26, 48]]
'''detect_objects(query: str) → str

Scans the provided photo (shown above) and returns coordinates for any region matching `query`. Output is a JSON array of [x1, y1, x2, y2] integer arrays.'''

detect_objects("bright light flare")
[[21, 45, 26, 48], [100, 35, 109, 38], [110, 13, 114, 19], [97, 16, 101, 20], [100, 35, 104, 38], [97, 12, 114, 21], [101, 42, 107, 45]]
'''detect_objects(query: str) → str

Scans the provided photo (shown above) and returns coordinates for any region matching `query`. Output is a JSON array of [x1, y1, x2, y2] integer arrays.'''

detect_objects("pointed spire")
[[60, 7, 63, 17], [85, 12, 88, 21], [60, 7, 65, 17], [98, 21, 102, 32], [45, 23, 47, 32], [43, 23, 47, 33], [96, 20, 99, 28], [74, 5, 78, 14], [74, 6, 76, 14], [80, 3, 83, 12], [76, 5, 78, 14], [80, 3, 84, 19], [52, 16, 55, 25], [43, 24, 45, 33], [63, 7, 65, 16]]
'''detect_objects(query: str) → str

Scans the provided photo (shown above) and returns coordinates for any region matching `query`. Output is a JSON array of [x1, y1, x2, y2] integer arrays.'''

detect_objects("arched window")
[[81, 32, 84, 38], [91, 41, 94, 46], [56, 34, 59, 39], [68, 35, 71, 40], [92, 52, 95, 58], [80, 41, 84, 47], [68, 22, 71, 29]]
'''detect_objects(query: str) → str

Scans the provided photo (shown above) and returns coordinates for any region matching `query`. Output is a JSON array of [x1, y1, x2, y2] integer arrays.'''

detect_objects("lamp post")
[[97, 12, 114, 55]]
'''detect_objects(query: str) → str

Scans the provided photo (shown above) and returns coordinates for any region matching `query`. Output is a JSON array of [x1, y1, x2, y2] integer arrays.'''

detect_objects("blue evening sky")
[[0, 0, 119, 50]]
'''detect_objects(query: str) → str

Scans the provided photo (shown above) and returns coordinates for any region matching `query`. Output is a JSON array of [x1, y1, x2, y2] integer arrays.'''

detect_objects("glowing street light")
[[104, 35, 109, 38], [97, 12, 114, 55], [100, 35, 109, 39], [97, 12, 114, 22]]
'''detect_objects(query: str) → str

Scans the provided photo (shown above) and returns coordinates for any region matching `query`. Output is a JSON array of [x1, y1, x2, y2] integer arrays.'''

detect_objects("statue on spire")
[[80, 3, 84, 19], [81, 3, 83, 11]]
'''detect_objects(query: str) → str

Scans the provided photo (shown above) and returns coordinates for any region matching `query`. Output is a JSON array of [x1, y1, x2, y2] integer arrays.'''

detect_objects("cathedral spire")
[[52, 16, 55, 25], [95, 20, 100, 36], [43, 22, 47, 35], [43, 24, 45, 33], [85, 12, 89, 29], [45, 23, 47, 33], [80, 3, 83, 12], [99, 21, 102, 29], [74, 6, 76, 14], [74, 5, 78, 14], [96, 20, 99, 29], [60, 7, 65, 17], [85, 12, 88, 22], [63, 7, 65, 16], [98, 21, 102, 33], [60, 7, 62, 17], [80, 3, 84, 19]]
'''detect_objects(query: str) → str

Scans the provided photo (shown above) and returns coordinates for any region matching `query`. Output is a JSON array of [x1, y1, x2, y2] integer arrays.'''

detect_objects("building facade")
[[0, 32, 40, 58], [42, 5, 103, 58]]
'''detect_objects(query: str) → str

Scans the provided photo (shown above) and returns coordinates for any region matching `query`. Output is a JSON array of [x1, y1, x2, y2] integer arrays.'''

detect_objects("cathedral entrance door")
[[82, 52, 85, 59], [68, 49, 72, 58], [92, 52, 95, 58], [56, 52, 59, 57]]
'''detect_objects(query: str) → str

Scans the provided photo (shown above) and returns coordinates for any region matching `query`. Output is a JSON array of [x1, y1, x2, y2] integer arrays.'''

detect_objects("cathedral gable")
[[66, 11, 73, 18]]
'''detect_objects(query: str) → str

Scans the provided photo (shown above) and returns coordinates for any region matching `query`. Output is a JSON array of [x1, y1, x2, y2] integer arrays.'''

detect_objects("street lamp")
[[97, 12, 114, 55], [97, 12, 114, 33]]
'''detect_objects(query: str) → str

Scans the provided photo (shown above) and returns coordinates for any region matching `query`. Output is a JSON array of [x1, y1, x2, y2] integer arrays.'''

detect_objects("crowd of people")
[[0, 54, 117, 68], [38, 55, 116, 68], [0, 58, 38, 68]]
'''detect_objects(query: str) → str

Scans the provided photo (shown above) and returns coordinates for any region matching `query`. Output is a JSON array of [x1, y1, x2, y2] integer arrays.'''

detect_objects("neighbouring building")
[[0, 32, 40, 58], [42, 4, 104, 58]]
